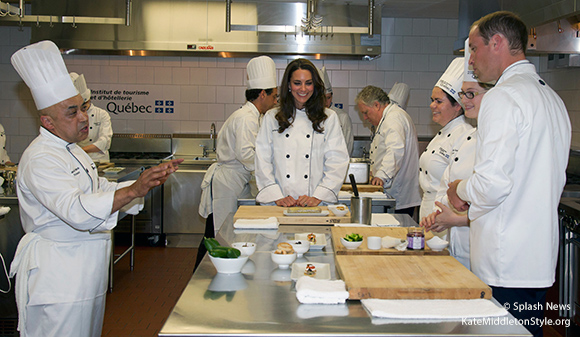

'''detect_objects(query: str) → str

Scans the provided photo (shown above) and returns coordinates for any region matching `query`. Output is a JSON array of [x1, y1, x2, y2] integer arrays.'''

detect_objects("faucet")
[[360, 147, 369, 160], [199, 144, 208, 157], [210, 122, 217, 153]]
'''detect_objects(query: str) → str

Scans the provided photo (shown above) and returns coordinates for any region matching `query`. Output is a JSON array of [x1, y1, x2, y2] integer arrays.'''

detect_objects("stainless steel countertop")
[[159, 214, 531, 337]]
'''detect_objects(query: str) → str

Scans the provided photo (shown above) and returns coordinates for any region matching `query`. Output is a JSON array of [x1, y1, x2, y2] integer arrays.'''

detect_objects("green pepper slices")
[[203, 237, 242, 258], [343, 233, 363, 242]]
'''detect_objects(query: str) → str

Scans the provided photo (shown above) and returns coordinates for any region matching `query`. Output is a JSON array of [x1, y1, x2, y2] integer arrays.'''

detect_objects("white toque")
[[246, 56, 277, 90], [388, 82, 410, 110], [11, 40, 78, 110], [317, 66, 333, 94], [69, 72, 91, 102], [435, 57, 464, 103]]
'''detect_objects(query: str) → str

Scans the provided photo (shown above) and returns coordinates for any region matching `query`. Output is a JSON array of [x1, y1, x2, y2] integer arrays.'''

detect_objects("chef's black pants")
[[193, 214, 215, 272], [491, 286, 548, 337]]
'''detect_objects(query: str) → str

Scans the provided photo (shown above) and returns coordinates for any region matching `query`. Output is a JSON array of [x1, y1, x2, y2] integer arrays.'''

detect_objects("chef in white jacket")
[[9, 40, 182, 337], [71, 72, 113, 163], [355, 85, 421, 216], [255, 58, 349, 207], [447, 12, 570, 337], [318, 67, 354, 156], [419, 58, 474, 221]]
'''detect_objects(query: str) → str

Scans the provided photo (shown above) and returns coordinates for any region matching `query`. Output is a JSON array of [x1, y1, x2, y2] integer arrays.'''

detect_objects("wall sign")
[[90, 85, 178, 118]]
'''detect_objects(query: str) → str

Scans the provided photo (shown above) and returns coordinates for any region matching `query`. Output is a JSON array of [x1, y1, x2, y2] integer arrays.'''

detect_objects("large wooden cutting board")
[[336, 255, 491, 300], [233, 205, 351, 225], [331, 227, 448, 255], [341, 184, 383, 193]]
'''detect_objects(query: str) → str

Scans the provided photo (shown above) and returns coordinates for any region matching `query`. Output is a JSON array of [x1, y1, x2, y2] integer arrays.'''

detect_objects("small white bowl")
[[209, 255, 249, 274], [340, 237, 363, 250], [231, 242, 256, 256], [286, 240, 310, 257], [328, 204, 349, 217], [426, 237, 449, 251], [271, 251, 297, 269]]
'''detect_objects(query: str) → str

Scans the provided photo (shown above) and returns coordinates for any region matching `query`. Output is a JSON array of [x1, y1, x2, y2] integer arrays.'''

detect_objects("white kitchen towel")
[[338, 191, 388, 199], [381, 236, 407, 251], [361, 299, 508, 320], [295, 276, 350, 304], [296, 304, 349, 319], [234, 216, 279, 229], [0, 206, 10, 217], [371, 213, 400, 226]]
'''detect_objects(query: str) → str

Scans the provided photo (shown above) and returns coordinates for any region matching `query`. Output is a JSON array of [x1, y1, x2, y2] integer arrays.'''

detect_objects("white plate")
[[103, 167, 125, 175], [291, 262, 331, 280], [295, 233, 327, 250], [283, 210, 329, 217]]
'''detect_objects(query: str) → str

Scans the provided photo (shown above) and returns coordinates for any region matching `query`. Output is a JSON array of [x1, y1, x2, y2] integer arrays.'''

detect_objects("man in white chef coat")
[[355, 85, 421, 217], [318, 67, 354, 156], [70, 72, 113, 163], [9, 40, 182, 337], [447, 11, 571, 337]]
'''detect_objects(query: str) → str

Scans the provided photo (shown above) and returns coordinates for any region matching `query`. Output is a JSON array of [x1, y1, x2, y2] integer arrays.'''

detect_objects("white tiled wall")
[[2, 16, 580, 162]]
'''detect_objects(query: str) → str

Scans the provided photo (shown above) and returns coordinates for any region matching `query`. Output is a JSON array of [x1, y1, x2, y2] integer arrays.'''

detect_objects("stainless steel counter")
[[159, 214, 531, 337]]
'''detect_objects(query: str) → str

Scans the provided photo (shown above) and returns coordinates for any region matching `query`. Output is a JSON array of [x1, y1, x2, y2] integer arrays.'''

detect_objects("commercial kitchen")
[[1, 0, 580, 337]]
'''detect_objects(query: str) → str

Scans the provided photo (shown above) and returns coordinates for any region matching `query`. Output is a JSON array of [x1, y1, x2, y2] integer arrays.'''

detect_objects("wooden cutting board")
[[341, 184, 383, 193], [331, 227, 448, 255], [233, 205, 351, 225], [336, 255, 491, 300]]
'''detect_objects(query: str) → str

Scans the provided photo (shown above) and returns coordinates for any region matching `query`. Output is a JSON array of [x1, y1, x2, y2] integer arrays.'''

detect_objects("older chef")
[[255, 58, 349, 207], [419, 58, 474, 222], [318, 66, 354, 155], [9, 40, 182, 337], [447, 12, 570, 336], [355, 85, 421, 216], [70, 72, 113, 163]]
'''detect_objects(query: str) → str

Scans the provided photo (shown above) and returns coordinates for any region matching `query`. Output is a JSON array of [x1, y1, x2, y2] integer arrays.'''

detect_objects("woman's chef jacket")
[[0, 123, 10, 164], [456, 61, 571, 287], [369, 103, 421, 210], [419, 115, 473, 219], [255, 108, 349, 204], [77, 104, 113, 162], [10, 127, 134, 336], [434, 128, 476, 269]]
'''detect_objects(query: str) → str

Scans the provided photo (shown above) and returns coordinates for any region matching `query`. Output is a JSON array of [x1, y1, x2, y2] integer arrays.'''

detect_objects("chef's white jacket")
[[255, 108, 349, 204], [0, 123, 10, 164], [434, 128, 477, 269], [457, 61, 571, 287], [419, 116, 474, 219], [77, 104, 113, 162], [331, 106, 354, 156], [369, 103, 421, 210], [11, 127, 134, 337]]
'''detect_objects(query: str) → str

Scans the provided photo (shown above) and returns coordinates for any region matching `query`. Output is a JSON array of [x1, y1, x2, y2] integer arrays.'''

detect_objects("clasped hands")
[[275, 195, 321, 207]]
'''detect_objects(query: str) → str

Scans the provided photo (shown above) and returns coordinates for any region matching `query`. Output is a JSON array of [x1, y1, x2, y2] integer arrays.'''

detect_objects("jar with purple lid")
[[407, 227, 425, 250]]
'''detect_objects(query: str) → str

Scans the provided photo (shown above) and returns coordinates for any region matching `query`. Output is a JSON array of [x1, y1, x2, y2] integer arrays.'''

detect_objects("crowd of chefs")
[[1, 9, 571, 337]]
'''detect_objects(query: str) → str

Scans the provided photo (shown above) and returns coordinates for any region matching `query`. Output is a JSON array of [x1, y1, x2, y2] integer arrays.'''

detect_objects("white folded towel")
[[381, 235, 407, 251], [359, 192, 388, 199], [361, 299, 508, 320], [296, 304, 349, 319], [0, 206, 11, 217], [371, 213, 400, 226], [295, 276, 350, 304], [234, 217, 279, 229]]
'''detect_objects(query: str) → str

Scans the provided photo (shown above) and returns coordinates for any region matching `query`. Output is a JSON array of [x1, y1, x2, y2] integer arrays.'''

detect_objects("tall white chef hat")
[[463, 38, 478, 83], [11, 40, 78, 110], [246, 56, 277, 90], [317, 66, 333, 94], [69, 72, 91, 102], [435, 57, 464, 103], [388, 82, 410, 110]]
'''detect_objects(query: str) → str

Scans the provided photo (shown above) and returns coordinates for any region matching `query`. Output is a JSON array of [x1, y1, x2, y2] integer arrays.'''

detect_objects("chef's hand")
[[426, 201, 469, 233], [276, 196, 298, 207], [447, 180, 469, 212], [370, 177, 384, 186], [297, 195, 321, 207], [419, 209, 441, 230]]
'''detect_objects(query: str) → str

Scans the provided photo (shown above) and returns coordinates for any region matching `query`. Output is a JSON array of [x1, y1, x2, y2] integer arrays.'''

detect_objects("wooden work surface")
[[341, 184, 383, 193], [336, 255, 492, 300], [233, 205, 351, 225], [331, 227, 448, 255]]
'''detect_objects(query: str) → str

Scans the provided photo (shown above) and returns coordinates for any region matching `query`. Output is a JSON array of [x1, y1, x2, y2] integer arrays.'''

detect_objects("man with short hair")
[[9, 40, 182, 337], [355, 85, 421, 217], [447, 11, 571, 337]]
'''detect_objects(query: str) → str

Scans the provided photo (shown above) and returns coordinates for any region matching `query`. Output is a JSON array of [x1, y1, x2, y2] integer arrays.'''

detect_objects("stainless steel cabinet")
[[163, 169, 207, 236]]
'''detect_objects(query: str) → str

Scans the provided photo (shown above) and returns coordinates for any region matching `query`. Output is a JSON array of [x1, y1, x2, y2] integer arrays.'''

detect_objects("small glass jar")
[[407, 227, 425, 250]]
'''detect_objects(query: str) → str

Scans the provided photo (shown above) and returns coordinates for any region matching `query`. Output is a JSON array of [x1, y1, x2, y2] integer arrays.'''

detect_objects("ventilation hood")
[[10, 0, 382, 59]]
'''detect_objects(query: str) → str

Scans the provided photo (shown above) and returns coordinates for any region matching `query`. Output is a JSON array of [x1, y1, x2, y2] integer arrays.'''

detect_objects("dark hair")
[[245, 88, 274, 102], [276, 58, 326, 133], [472, 11, 528, 55], [443, 90, 464, 115]]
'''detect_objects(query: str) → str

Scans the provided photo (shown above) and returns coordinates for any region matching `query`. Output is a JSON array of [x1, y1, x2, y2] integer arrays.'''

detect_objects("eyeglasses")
[[458, 91, 484, 100]]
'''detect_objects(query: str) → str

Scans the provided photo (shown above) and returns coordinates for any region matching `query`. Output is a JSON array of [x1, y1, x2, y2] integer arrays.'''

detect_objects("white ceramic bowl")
[[286, 240, 310, 257], [340, 237, 363, 250], [209, 255, 249, 274], [426, 237, 449, 251], [271, 251, 297, 269], [231, 242, 257, 256], [328, 204, 349, 217]]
